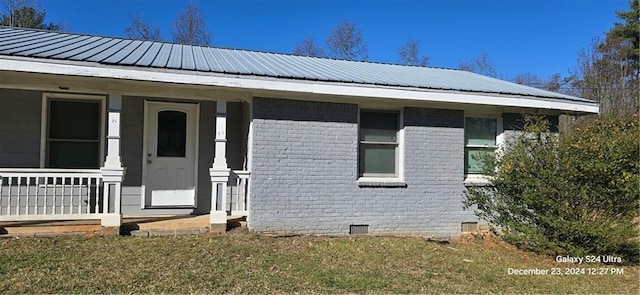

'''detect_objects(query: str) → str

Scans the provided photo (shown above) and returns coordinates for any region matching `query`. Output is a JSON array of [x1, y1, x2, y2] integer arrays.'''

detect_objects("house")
[[0, 27, 598, 237]]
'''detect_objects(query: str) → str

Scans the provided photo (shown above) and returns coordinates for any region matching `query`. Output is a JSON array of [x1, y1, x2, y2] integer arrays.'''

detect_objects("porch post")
[[210, 99, 230, 233], [101, 93, 125, 232]]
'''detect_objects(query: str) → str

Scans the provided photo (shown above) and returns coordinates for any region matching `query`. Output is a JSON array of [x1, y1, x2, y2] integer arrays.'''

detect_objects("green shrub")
[[464, 115, 639, 264]]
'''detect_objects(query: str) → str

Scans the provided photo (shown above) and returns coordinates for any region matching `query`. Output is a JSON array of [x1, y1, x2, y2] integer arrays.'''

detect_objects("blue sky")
[[38, 0, 628, 80]]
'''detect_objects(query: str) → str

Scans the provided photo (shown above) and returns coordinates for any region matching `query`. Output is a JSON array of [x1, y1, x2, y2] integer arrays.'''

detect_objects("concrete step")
[[129, 228, 209, 237], [1, 214, 247, 237]]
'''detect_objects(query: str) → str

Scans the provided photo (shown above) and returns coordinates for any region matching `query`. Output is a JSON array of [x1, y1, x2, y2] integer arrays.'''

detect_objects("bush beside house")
[[464, 115, 639, 264]]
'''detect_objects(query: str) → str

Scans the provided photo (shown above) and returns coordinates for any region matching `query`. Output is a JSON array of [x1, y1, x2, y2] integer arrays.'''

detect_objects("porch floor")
[[0, 215, 246, 237]]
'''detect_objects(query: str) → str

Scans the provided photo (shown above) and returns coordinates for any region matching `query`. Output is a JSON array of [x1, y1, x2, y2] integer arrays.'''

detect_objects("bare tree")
[[0, 0, 61, 30], [512, 72, 570, 93], [125, 16, 162, 41], [171, 2, 211, 46], [512, 72, 545, 88], [572, 37, 639, 117], [326, 19, 368, 61], [459, 52, 499, 78], [398, 38, 429, 66], [293, 36, 325, 57]]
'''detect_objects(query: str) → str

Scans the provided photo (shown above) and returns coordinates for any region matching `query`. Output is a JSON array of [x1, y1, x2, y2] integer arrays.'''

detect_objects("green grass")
[[1, 230, 638, 294]]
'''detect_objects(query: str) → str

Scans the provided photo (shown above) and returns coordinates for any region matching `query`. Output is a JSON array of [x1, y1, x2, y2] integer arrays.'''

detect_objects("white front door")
[[144, 101, 199, 207]]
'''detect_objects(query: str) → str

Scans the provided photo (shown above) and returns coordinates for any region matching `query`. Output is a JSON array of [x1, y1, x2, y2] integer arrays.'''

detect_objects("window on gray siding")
[[464, 117, 497, 174], [359, 111, 399, 177], [46, 99, 101, 168]]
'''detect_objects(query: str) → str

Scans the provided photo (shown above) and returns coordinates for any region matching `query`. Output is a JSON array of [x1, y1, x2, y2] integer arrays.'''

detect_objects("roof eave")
[[0, 56, 600, 115]]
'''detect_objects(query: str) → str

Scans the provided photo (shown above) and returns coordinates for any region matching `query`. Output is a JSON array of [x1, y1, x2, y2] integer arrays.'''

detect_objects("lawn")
[[1, 229, 638, 294]]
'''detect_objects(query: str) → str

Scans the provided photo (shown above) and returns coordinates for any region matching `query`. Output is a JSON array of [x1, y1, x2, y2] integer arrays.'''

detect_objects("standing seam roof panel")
[[235, 51, 280, 76], [285, 57, 342, 81], [200, 47, 225, 72], [86, 39, 133, 62], [166, 44, 183, 69], [150, 43, 172, 68], [208, 49, 253, 74], [303, 58, 365, 83], [0, 29, 39, 39], [191, 46, 210, 71], [101, 40, 144, 64], [0, 33, 70, 52], [118, 41, 153, 65], [276, 54, 329, 79], [221, 49, 262, 74], [0, 30, 47, 43], [2, 34, 79, 55], [181, 45, 196, 70], [135, 42, 163, 66], [72, 38, 122, 60], [0, 31, 51, 49], [327, 59, 380, 83], [20, 35, 91, 57], [259, 52, 317, 78], [51, 36, 108, 59], [258, 53, 315, 78], [350, 61, 394, 85]]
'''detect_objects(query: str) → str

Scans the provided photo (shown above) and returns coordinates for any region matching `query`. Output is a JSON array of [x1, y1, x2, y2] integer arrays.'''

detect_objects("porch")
[[0, 167, 249, 234], [0, 81, 252, 234]]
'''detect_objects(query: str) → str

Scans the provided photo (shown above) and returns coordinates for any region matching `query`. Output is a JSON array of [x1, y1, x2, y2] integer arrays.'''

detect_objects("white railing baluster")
[[227, 170, 250, 216], [17, 176, 21, 216], [0, 169, 105, 221], [25, 176, 30, 215], [36, 176, 42, 215], [63, 177, 68, 215], [8, 176, 12, 216], [89, 177, 94, 214]]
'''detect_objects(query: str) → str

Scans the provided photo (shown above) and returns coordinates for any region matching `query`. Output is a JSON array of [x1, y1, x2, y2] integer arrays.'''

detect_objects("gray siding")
[[248, 97, 476, 237], [195, 100, 215, 214], [0, 90, 244, 216], [0, 88, 42, 167], [227, 102, 249, 170]]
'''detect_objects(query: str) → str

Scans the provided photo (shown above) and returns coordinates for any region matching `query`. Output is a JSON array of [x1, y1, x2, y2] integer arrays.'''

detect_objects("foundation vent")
[[349, 224, 369, 235], [461, 222, 479, 233]]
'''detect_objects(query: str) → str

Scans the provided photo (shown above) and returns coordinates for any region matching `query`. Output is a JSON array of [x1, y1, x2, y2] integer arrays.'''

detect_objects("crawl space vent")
[[349, 224, 369, 235], [461, 222, 479, 233]]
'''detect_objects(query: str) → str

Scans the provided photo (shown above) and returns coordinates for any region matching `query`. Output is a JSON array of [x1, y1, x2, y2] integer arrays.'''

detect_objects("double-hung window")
[[464, 117, 498, 175], [359, 111, 399, 178], [42, 95, 104, 169]]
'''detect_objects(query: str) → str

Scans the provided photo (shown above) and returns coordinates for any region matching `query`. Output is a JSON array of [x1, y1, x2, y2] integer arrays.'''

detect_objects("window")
[[43, 95, 104, 169], [157, 110, 187, 157], [464, 117, 498, 174], [359, 111, 399, 177]]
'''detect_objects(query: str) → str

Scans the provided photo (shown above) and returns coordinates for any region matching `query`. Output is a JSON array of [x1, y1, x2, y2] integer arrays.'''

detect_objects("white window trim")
[[40, 93, 106, 168], [463, 113, 503, 185], [357, 107, 405, 184]]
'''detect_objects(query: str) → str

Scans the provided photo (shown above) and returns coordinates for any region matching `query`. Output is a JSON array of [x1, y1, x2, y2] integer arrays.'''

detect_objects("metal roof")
[[0, 27, 591, 103]]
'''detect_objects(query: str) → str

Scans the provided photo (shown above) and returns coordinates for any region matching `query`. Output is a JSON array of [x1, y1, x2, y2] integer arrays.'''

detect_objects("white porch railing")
[[0, 168, 116, 222], [227, 170, 250, 216]]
